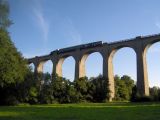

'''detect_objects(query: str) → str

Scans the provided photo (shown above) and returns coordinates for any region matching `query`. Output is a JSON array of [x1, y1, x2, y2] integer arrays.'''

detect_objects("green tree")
[[150, 86, 160, 101], [52, 75, 69, 103], [0, 0, 12, 29], [0, 0, 27, 87], [43, 72, 51, 85], [115, 78, 128, 100], [66, 84, 78, 103], [16, 67, 39, 104], [91, 75, 110, 102], [75, 77, 88, 102], [39, 72, 53, 104], [0, 0, 28, 105], [121, 75, 135, 96], [0, 27, 27, 87], [115, 75, 135, 101]]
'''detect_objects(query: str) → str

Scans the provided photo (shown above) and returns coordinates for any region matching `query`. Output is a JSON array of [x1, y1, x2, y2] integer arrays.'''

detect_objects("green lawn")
[[0, 102, 160, 120]]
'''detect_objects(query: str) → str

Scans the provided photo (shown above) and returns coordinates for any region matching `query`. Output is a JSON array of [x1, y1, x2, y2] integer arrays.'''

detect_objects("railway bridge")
[[27, 33, 160, 101]]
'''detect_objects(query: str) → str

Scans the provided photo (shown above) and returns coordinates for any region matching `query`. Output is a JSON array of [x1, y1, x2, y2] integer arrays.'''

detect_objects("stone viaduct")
[[27, 33, 160, 101]]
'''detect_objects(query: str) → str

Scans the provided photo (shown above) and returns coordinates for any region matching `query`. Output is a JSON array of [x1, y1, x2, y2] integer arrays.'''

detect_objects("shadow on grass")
[[1, 103, 160, 120]]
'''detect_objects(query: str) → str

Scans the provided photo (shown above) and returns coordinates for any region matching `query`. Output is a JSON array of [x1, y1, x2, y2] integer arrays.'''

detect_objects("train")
[[80, 41, 103, 50], [50, 41, 103, 54]]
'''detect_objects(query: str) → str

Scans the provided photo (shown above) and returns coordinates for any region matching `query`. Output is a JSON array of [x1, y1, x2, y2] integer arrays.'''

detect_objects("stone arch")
[[135, 39, 160, 96], [144, 40, 160, 87], [108, 45, 136, 99], [143, 39, 160, 56], [62, 56, 76, 81], [112, 47, 136, 80], [85, 52, 103, 78], [79, 51, 103, 78], [42, 60, 53, 84], [56, 55, 76, 79], [108, 45, 136, 78], [43, 60, 53, 74]]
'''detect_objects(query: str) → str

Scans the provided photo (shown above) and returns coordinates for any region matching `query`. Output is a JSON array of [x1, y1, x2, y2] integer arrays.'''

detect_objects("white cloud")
[[68, 20, 82, 45], [65, 17, 82, 45], [32, 0, 49, 44], [33, 8, 49, 42]]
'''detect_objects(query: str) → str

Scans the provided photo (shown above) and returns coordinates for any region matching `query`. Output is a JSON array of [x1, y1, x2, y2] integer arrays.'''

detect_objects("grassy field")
[[0, 102, 160, 120]]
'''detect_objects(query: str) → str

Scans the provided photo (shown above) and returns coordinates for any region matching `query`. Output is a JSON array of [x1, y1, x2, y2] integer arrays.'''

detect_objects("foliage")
[[0, 0, 29, 105], [0, 0, 12, 29], [0, 0, 27, 87], [0, 29, 27, 87], [114, 75, 135, 101], [131, 86, 160, 102], [0, 30, 28, 105], [90, 75, 110, 102], [150, 86, 160, 101]]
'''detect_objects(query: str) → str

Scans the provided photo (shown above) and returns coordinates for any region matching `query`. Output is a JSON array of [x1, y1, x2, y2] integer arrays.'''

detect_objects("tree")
[[66, 83, 78, 103], [0, 30, 27, 87], [15, 67, 39, 104], [75, 77, 88, 102], [115, 75, 135, 101], [0, 0, 27, 87], [90, 75, 110, 102], [150, 86, 160, 101], [0, 0, 28, 105], [121, 75, 134, 99], [115, 78, 129, 100], [39, 72, 53, 104], [52, 75, 69, 103], [0, 0, 12, 29]]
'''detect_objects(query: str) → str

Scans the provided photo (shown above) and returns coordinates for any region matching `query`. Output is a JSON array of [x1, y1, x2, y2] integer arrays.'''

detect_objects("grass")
[[0, 102, 160, 120]]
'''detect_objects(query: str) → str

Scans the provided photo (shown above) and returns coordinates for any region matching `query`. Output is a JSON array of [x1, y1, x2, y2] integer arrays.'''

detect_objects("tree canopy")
[[0, 0, 28, 105], [0, 0, 12, 29], [0, 30, 27, 87]]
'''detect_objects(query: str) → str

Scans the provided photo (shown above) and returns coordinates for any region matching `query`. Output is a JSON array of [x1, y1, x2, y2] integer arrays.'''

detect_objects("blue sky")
[[8, 0, 160, 87]]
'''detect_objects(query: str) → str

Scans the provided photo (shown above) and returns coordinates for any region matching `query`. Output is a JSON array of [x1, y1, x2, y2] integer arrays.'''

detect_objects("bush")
[[5, 95, 19, 106]]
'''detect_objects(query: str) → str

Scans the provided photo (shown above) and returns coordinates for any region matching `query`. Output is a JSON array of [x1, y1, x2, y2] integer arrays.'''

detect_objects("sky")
[[8, 0, 160, 87]]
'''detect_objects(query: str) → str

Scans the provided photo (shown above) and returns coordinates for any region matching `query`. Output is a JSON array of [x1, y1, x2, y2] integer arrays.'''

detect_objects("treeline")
[[3, 71, 111, 104], [1, 65, 160, 105], [0, 65, 135, 105]]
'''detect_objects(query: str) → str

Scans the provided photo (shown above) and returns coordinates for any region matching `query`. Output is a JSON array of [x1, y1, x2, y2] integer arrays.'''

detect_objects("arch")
[[112, 47, 137, 82], [145, 42, 160, 87], [29, 63, 35, 72], [79, 51, 103, 78], [108, 46, 137, 78], [108, 46, 137, 99], [144, 39, 160, 56], [62, 56, 75, 81], [85, 52, 103, 78], [43, 60, 53, 74], [56, 55, 76, 80], [43, 60, 53, 83]]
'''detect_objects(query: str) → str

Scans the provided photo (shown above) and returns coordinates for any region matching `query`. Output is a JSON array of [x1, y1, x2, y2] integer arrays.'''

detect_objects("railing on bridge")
[[108, 33, 160, 45]]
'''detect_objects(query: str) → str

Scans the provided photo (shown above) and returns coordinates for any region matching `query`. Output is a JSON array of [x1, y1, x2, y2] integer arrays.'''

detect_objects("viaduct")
[[27, 33, 160, 101]]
